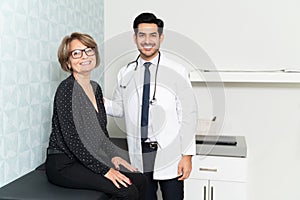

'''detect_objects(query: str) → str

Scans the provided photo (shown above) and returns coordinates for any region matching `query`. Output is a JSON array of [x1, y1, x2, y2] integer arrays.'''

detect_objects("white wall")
[[104, 1, 300, 199], [104, 0, 300, 69]]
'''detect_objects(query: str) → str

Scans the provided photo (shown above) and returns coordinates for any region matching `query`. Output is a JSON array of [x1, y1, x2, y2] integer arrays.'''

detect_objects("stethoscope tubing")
[[121, 52, 161, 105]]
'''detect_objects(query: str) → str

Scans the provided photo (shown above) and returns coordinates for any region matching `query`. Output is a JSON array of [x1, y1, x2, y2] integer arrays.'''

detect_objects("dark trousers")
[[46, 153, 147, 200], [142, 143, 184, 200]]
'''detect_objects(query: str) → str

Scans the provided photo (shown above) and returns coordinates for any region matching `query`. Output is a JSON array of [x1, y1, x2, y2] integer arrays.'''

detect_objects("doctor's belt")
[[141, 141, 158, 150]]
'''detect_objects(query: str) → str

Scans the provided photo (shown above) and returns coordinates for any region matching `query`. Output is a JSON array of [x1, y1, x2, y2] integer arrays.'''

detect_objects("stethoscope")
[[120, 51, 161, 105]]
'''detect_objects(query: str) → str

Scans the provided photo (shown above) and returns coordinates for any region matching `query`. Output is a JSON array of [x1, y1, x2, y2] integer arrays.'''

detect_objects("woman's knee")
[[116, 185, 139, 200], [131, 173, 148, 189], [127, 186, 140, 199]]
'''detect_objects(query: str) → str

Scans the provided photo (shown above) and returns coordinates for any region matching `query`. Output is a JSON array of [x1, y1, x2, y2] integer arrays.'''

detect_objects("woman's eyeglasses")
[[69, 47, 95, 59]]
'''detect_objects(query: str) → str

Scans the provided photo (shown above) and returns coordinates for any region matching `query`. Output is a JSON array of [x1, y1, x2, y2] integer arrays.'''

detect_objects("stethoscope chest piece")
[[150, 98, 157, 105]]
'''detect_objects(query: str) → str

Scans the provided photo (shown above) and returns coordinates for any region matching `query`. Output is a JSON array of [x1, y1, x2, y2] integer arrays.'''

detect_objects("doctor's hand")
[[177, 155, 192, 181], [104, 168, 132, 188], [111, 156, 138, 172]]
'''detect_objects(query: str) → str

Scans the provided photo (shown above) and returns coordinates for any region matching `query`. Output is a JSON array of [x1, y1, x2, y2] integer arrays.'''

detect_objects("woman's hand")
[[104, 168, 132, 188], [111, 156, 138, 172]]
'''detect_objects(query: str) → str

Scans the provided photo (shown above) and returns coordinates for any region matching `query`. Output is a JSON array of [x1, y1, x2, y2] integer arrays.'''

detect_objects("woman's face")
[[68, 39, 97, 75]]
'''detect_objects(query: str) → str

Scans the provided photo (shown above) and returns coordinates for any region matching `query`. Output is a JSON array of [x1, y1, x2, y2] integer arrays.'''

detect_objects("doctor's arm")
[[103, 97, 123, 117], [176, 68, 197, 181], [103, 68, 126, 117]]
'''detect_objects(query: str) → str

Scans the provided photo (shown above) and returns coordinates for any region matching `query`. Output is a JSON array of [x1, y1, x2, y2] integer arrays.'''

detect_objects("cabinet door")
[[210, 180, 246, 200], [184, 178, 208, 200]]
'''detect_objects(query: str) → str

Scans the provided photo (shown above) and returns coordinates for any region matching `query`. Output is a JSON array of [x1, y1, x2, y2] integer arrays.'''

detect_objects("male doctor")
[[105, 12, 197, 200]]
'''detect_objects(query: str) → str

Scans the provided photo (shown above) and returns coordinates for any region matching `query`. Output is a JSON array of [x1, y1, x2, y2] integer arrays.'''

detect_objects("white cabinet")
[[184, 155, 247, 200]]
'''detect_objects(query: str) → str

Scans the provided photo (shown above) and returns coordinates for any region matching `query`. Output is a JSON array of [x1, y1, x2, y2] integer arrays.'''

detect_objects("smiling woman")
[[45, 32, 147, 200], [57, 32, 100, 73]]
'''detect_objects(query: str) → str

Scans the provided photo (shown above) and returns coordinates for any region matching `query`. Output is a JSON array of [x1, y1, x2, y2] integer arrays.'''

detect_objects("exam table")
[[0, 138, 128, 200]]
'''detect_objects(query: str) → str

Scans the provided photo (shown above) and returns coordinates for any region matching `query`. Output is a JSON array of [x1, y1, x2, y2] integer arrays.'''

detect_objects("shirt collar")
[[139, 53, 159, 67]]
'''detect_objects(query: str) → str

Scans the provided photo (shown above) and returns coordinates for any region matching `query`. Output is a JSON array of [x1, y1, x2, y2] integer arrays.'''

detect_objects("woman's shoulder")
[[58, 74, 74, 86], [55, 75, 75, 97]]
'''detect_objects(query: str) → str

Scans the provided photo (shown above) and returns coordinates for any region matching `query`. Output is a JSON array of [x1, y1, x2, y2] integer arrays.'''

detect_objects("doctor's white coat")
[[105, 53, 197, 180]]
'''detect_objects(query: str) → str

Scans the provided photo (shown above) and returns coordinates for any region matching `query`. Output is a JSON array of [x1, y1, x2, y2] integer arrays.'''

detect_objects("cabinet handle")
[[199, 167, 217, 172], [210, 186, 214, 200], [204, 186, 207, 200]]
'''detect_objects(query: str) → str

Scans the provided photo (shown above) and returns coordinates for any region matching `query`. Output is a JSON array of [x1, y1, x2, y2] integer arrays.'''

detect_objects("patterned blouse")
[[48, 75, 116, 175]]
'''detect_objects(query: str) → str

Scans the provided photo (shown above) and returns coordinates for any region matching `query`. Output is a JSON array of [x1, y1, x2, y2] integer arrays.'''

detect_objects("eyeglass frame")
[[69, 47, 96, 59]]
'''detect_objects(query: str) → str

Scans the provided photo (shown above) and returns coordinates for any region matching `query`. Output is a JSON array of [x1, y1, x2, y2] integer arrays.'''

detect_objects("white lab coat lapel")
[[124, 64, 144, 172]]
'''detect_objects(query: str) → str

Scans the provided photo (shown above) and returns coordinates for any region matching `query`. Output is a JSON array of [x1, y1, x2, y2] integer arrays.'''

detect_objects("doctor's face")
[[134, 23, 164, 61]]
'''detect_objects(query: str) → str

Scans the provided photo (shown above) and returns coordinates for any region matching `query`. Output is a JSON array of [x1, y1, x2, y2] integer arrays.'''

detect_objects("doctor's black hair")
[[133, 12, 164, 36]]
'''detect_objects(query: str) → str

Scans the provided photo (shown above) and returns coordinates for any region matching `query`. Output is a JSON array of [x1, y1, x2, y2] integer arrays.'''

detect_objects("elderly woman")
[[45, 32, 147, 200]]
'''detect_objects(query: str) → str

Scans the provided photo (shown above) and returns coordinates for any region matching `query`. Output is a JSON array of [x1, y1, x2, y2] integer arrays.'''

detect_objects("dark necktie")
[[141, 62, 151, 142]]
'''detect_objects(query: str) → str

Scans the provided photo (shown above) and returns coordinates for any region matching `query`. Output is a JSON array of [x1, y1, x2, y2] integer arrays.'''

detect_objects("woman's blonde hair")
[[57, 32, 100, 72]]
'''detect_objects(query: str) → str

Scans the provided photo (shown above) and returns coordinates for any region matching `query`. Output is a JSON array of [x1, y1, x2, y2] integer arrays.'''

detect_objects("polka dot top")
[[48, 75, 116, 175]]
